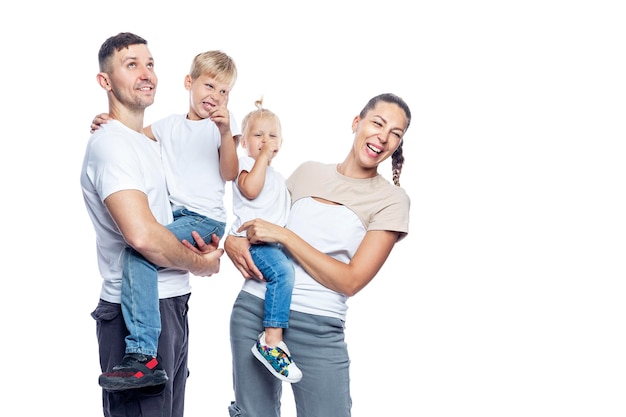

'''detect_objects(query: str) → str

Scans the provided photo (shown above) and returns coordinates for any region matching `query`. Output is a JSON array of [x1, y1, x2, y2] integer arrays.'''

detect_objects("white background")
[[0, 1, 624, 416]]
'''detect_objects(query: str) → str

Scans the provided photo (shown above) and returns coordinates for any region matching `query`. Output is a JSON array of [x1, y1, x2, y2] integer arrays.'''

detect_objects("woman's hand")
[[224, 235, 264, 281], [238, 218, 285, 245]]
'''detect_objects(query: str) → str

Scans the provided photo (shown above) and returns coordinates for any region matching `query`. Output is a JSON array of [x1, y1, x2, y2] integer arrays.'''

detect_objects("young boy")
[[92, 50, 240, 391], [230, 99, 302, 383]]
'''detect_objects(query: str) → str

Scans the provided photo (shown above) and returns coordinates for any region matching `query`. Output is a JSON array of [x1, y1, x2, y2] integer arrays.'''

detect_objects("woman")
[[224, 93, 412, 417]]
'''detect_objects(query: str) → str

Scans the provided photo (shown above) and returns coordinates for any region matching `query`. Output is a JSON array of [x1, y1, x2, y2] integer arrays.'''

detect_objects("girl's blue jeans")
[[249, 243, 295, 328]]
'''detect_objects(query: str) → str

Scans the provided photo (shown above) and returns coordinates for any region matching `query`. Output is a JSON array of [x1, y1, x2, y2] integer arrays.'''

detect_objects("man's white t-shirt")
[[81, 120, 190, 303]]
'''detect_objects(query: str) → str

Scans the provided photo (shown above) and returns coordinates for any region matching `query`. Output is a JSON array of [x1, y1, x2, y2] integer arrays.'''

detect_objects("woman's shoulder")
[[375, 177, 410, 210], [293, 160, 333, 173]]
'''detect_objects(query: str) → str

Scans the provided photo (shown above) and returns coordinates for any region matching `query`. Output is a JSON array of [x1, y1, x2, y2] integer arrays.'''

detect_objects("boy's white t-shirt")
[[81, 120, 191, 303], [230, 155, 291, 237], [151, 113, 241, 222], [242, 161, 410, 321]]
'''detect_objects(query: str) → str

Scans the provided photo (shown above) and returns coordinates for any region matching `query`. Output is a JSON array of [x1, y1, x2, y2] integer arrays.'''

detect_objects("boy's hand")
[[90, 113, 112, 133], [208, 104, 231, 136]]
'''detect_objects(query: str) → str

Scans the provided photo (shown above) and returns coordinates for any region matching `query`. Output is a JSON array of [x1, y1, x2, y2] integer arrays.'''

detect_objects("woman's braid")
[[391, 141, 404, 187]]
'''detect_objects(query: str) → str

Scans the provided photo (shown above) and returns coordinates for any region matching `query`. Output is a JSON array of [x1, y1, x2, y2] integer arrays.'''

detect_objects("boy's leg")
[[97, 250, 167, 391], [121, 247, 160, 356], [92, 296, 190, 416], [99, 209, 218, 391], [119, 209, 223, 357], [168, 209, 226, 243]]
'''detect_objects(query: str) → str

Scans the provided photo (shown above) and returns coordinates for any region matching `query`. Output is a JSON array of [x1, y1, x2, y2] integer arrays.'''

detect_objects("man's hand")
[[182, 232, 224, 277], [183, 231, 220, 253]]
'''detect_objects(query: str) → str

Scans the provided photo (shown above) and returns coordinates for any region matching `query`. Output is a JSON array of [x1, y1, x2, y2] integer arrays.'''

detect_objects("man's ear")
[[96, 72, 112, 91]]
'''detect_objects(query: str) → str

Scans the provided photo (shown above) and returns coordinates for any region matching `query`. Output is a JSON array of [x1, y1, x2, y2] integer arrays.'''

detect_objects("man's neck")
[[109, 102, 145, 133]]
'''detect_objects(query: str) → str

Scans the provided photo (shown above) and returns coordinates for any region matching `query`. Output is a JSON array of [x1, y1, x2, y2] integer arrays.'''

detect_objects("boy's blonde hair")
[[189, 50, 237, 87]]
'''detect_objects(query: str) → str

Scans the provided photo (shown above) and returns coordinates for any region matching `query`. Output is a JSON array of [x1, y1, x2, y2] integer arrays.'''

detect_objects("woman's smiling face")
[[351, 101, 408, 170]]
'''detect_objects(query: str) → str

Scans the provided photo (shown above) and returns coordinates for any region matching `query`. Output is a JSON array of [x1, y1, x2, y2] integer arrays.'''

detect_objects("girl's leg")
[[249, 244, 295, 329], [248, 245, 301, 382]]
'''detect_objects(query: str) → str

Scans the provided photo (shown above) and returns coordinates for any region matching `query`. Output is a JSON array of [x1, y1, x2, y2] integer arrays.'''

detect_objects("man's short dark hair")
[[98, 32, 148, 72]]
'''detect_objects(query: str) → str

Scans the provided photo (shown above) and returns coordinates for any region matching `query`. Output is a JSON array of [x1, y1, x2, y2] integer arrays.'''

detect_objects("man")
[[80, 32, 222, 417]]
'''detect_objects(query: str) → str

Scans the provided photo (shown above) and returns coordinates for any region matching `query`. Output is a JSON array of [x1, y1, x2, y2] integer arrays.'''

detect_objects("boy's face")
[[185, 74, 232, 120]]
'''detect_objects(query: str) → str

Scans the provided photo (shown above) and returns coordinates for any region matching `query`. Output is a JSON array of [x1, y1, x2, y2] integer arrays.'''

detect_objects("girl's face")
[[241, 115, 282, 161], [185, 73, 231, 120], [351, 101, 408, 170]]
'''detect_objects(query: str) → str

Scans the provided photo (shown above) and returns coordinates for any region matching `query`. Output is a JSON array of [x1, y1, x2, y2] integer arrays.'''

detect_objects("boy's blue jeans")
[[121, 208, 225, 356], [249, 243, 295, 329]]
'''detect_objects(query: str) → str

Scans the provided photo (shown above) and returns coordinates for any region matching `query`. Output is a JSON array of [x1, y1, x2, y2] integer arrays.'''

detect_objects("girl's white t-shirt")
[[230, 155, 291, 237]]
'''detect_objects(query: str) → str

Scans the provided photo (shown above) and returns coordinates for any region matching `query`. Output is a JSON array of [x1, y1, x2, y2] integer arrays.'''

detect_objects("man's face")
[[107, 44, 157, 111]]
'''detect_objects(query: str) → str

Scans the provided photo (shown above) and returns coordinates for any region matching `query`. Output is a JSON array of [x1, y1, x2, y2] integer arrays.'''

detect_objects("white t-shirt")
[[229, 155, 290, 237], [242, 161, 410, 320], [81, 120, 191, 303], [151, 113, 241, 222]]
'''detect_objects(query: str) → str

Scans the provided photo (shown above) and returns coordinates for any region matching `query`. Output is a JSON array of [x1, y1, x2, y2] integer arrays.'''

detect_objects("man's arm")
[[105, 189, 222, 276]]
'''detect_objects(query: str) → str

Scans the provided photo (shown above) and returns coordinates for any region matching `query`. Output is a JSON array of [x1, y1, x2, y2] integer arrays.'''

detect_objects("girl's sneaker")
[[251, 332, 303, 383]]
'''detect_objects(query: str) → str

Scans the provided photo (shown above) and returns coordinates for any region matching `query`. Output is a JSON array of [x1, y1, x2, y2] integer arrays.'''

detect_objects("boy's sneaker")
[[98, 353, 168, 391], [251, 332, 303, 383]]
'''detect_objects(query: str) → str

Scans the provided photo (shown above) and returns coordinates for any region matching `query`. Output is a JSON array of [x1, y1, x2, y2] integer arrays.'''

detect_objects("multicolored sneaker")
[[98, 353, 168, 391], [251, 332, 303, 383]]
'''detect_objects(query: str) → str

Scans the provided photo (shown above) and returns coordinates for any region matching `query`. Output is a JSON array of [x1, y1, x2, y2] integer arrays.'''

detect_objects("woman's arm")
[[240, 218, 399, 296]]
